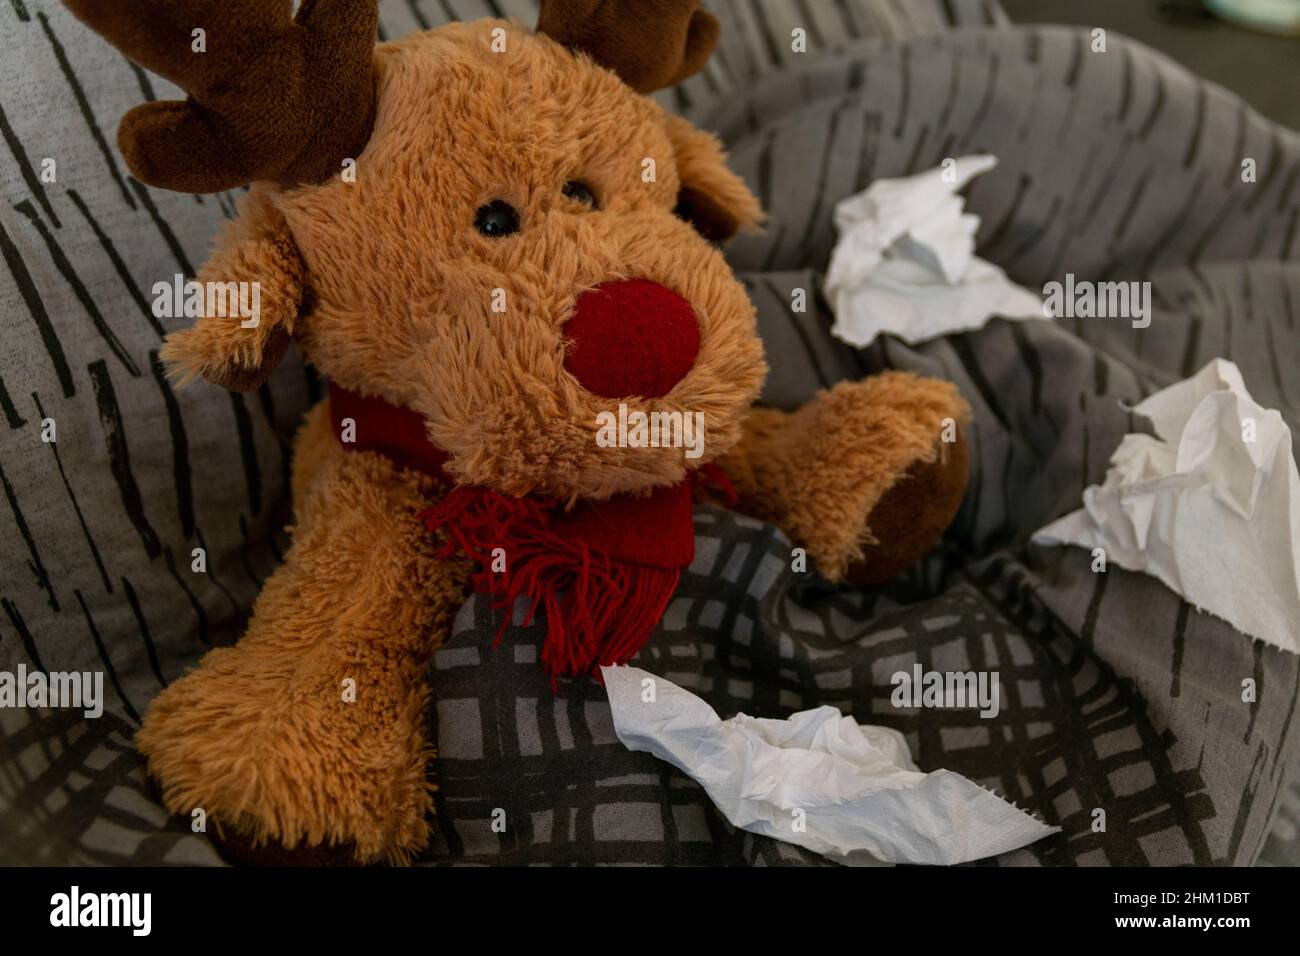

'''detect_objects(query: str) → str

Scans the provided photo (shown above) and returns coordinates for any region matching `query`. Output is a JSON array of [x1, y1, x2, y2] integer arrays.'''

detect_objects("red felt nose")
[[562, 279, 700, 398]]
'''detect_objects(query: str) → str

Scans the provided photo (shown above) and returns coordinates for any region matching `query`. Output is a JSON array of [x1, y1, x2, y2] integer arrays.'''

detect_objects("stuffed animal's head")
[[67, 0, 767, 500]]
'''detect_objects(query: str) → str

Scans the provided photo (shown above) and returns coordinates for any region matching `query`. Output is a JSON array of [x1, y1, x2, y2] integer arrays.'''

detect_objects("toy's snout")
[[562, 279, 700, 398]]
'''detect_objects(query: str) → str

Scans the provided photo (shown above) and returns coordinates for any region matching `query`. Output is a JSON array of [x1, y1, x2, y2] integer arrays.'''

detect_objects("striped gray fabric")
[[4, 1, 1297, 866], [714, 29, 1300, 314], [0, 2, 310, 727], [670, 0, 1010, 116]]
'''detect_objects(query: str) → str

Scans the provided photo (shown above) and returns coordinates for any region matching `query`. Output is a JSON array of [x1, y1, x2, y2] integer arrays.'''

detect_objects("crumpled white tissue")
[[1035, 358, 1300, 654], [601, 666, 1058, 865], [823, 154, 1043, 347]]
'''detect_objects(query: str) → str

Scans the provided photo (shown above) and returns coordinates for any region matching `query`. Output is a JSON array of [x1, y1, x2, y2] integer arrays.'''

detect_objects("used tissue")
[[1035, 359, 1300, 654], [602, 665, 1058, 865], [823, 154, 1043, 347]]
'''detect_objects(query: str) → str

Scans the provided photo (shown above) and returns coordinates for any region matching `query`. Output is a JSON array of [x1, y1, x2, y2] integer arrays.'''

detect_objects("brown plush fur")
[[663, 114, 765, 240], [137, 402, 469, 864], [159, 187, 305, 391], [721, 373, 971, 581], [129, 20, 973, 864]]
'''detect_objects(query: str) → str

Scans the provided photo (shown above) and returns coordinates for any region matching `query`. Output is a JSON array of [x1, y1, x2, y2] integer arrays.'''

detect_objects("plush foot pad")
[[846, 422, 970, 587]]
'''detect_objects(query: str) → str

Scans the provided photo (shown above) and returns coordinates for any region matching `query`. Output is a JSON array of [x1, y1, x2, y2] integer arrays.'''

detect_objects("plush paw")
[[797, 372, 970, 581], [723, 371, 971, 582], [136, 446, 465, 866], [136, 639, 436, 866], [846, 421, 970, 587]]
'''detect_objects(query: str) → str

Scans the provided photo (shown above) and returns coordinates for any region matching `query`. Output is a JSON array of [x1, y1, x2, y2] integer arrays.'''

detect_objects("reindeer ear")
[[664, 114, 764, 242], [158, 187, 306, 392]]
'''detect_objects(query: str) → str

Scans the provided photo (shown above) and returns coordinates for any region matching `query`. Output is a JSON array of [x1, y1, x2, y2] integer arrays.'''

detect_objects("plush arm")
[[718, 371, 971, 583], [136, 404, 467, 864], [158, 185, 305, 391]]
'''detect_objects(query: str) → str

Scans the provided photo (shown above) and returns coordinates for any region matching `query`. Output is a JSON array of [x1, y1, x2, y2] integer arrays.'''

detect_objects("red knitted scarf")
[[329, 385, 734, 681]]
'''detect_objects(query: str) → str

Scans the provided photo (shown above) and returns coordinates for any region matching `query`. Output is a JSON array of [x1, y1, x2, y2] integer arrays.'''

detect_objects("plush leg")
[[137, 401, 467, 864], [719, 371, 971, 582]]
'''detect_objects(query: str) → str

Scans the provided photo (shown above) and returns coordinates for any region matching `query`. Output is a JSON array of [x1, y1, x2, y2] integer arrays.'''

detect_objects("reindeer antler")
[[62, 0, 378, 193], [537, 0, 720, 94]]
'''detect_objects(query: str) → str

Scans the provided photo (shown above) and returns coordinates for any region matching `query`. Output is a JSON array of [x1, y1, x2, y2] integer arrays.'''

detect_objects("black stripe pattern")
[[0, 0, 310, 862]]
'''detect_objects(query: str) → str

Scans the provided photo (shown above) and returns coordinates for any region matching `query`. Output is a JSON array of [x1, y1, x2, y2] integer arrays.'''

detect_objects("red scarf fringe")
[[421, 466, 737, 684], [421, 488, 680, 682]]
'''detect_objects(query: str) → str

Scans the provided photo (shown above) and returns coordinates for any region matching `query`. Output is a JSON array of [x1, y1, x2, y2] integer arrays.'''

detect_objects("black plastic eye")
[[474, 199, 520, 238], [562, 180, 598, 209]]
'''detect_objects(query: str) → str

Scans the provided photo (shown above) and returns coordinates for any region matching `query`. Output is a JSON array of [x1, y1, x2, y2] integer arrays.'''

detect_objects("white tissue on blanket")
[[1034, 359, 1300, 654], [601, 665, 1058, 865], [823, 154, 1043, 347]]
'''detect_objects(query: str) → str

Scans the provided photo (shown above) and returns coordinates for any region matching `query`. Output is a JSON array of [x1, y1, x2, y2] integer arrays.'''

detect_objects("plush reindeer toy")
[[64, 0, 971, 864]]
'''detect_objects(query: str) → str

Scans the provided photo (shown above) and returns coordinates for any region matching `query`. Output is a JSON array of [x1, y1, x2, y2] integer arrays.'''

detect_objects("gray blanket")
[[3, 1, 1298, 866]]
